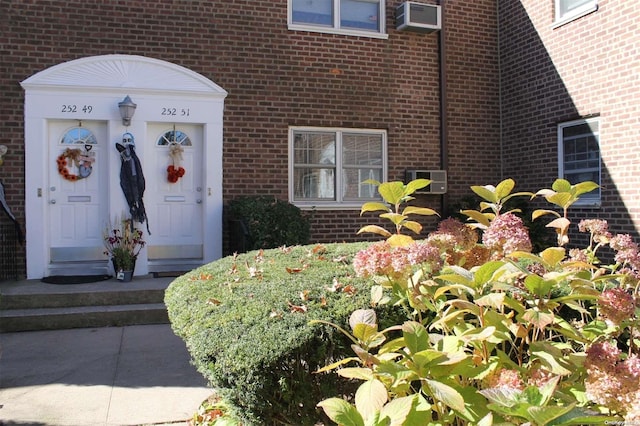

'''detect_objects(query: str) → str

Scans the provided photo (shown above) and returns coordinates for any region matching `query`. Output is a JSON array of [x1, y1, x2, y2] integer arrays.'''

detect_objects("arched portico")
[[21, 55, 227, 279]]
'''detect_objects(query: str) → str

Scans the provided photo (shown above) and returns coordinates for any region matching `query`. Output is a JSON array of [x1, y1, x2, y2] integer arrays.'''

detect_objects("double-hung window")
[[290, 127, 386, 209], [554, 0, 598, 26], [289, 0, 387, 38], [558, 118, 601, 205]]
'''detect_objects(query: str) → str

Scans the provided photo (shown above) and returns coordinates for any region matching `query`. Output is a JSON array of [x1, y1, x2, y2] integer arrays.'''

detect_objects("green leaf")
[[380, 213, 408, 226], [355, 380, 388, 422], [495, 179, 516, 200], [460, 209, 492, 227], [522, 308, 554, 331], [317, 398, 365, 426], [357, 225, 392, 238], [573, 181, 599, 197], [361, 202, 391, 215], [524, 274, 552, 297], [406, 178, 431, 194], [378, 182, 407, 205], [337, 367, 374, 381], [475, 293, 505, 310], [527, 404, 575, 425], [551, 178, 572, 193], [474, 261, 506, 288], [539, 247, 566, 266], [545, 192, 572, 208], [402, 220, 423, 235], [424, 379, 465, 412], [470, 185, 498, 203], [402, 321, 430, 354], [353, 323, 380, 344], [530, 343, 573, 376], [402, 206, 439, 217], [387, 234, 414, 247], [532, 209, 560, 220], [380, 394, 431, 426]]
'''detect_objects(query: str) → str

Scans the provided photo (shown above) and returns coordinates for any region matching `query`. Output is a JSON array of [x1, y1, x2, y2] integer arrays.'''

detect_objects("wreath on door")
[[167, 142, 185, 183], [57, 146, 95, 181]]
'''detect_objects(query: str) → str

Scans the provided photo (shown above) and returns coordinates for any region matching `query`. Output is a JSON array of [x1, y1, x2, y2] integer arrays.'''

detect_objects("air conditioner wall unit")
[[405, 170, 447, 194], [396, 2, 441, 33]]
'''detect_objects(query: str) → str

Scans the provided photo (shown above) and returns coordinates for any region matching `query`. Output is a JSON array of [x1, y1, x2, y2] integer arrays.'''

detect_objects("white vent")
[[405, 170, 447, 194], [396, 2, 441, 33]]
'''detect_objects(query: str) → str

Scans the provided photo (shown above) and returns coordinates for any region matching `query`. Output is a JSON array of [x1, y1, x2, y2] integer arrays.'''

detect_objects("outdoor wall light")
[[118, 95, 137, 127], [0, 145, 7, 167]]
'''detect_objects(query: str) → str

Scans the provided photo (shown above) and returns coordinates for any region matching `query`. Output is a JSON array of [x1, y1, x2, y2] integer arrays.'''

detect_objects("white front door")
[[145, 123, 204, 271], [48, 120, 108, 268]]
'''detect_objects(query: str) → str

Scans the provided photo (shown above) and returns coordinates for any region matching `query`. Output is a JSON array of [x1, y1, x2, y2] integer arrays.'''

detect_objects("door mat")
[[153, 271, 187, 278], [41, 275, 113, 285]]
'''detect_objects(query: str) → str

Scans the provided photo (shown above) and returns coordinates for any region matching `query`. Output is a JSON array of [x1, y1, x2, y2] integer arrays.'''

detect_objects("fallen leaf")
[[288, 301, 308, 313], [207, 298, 221, 306], [342, 285, 357, 295], [286, 267, 303, 274], [300, 290, 310, 301]]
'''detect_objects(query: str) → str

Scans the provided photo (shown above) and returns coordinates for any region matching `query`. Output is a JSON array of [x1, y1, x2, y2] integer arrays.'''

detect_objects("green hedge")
[[165, 242, 400, 425], [227, 196, 311, 250]]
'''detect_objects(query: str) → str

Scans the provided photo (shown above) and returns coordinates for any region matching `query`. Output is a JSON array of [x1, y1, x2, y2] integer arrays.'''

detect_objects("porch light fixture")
[[118, 95, 137, 126]]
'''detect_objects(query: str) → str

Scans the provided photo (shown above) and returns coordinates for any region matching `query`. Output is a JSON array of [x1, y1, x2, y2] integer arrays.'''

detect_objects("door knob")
[[196, 199, 202, 204], [50, 199, 56, 204]]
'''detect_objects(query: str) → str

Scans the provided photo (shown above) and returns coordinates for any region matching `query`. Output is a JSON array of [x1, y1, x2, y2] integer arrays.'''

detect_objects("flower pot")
[[112, 257, 136, 282]]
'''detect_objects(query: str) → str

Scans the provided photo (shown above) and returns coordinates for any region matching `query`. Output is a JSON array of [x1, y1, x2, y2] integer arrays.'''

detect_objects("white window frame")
[[289, 127, 387, 210], [553, 0, 598, 28], [557, 117, 601, 207], [288, 0, 388, 40]]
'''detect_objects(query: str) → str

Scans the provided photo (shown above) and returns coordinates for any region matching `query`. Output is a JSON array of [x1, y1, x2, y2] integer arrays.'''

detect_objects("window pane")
[[294, 167, 335, 199], [341, 0, 380, 31], [560, 119, 600, 201], [343, 168, 381, 199], [560, 0, 594, 16], [61, 127, 97, 145], [342, 133, 382, 166], [294, 132, 336, 165], [292, 0, 333, 26]]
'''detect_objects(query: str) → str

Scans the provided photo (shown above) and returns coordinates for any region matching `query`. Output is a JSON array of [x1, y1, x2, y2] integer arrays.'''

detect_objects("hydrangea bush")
[[316, 178, 640, 425]]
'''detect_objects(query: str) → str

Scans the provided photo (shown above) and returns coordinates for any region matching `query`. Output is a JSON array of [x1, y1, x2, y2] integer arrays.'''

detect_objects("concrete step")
[[0, 275, 175, 332], [0, 303, 169, 332]]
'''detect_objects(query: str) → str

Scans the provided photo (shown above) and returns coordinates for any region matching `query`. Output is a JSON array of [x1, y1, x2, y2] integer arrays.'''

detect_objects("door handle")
[[50, 199, 56, 204], [196, 199, 202, 204]]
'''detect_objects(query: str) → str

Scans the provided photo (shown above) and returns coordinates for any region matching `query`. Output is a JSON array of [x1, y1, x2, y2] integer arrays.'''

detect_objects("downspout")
[[497, 0, 503, 179], [438, 0, 449, 218]]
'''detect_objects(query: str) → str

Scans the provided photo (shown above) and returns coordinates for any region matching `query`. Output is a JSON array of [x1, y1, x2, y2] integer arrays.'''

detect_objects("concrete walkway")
[[0, 324, 213, 426]]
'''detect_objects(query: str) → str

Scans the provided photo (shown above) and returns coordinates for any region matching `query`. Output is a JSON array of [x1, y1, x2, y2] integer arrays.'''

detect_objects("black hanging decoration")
[[116, 132, 150, 234], [0, 179, 24, 244]]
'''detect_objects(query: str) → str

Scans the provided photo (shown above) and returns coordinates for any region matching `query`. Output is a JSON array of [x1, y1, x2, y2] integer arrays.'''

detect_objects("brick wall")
[[499, 0, 640, 240], [0, 0, 501, 276]]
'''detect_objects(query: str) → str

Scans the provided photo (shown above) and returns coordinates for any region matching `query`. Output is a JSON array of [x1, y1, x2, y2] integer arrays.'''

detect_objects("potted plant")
[[103, 216, 145, 281]]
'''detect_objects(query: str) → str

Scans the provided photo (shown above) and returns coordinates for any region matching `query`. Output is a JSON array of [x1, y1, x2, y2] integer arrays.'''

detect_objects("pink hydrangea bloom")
[[353, 241, 394, 278], [482, 213, 532, 259], [578, 219, 612, 243], [599, 287, 636, 326]]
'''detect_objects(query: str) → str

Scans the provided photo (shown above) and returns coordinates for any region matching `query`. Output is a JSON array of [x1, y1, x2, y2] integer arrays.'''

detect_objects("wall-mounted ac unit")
[[396, 2, 441, 33], [405, 170, 447, 194]]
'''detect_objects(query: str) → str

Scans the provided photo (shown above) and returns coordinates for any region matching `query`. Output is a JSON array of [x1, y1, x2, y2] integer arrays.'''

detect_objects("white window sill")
[[288, 24, 389, 39], [552, 4, 598, 29]]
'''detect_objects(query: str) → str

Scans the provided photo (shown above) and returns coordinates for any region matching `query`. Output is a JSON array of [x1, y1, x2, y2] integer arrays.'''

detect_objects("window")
[[554, 0, 597, 26], [290, 127, 386, 209], [289, 0, 387, 38], [558, 118, 601, 205]]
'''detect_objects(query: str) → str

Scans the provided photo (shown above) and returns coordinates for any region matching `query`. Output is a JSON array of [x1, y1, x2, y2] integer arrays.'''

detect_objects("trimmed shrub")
[[227, 196, 311, 250], [165, 242, 402, 425]]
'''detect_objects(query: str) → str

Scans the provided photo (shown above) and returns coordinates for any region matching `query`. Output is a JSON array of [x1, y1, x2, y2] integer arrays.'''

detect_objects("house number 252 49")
[[61, 105, 93, 113], [161, 108, 190, 117]]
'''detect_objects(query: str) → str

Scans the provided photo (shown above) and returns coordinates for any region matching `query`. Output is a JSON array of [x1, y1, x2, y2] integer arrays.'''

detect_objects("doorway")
[[21, 54, 227, 278]]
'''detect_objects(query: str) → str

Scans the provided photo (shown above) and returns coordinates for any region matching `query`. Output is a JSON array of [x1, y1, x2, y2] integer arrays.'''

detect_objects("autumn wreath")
[[57, 147, 94, 181], [167, 142, 186, 183]]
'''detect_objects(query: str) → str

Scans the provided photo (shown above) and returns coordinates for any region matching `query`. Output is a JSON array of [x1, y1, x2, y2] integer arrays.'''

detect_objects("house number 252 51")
[[161, 108, 190, 117]]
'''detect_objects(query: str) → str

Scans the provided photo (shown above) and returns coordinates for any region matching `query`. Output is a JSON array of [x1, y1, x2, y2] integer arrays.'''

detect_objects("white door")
[[48, 120, 108, 266], [146, 124, 204, 270]]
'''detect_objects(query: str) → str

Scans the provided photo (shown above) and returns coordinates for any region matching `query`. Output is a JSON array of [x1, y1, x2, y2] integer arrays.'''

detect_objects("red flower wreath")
[[167, 165, 185, 183], [57, 151, 80, 181]]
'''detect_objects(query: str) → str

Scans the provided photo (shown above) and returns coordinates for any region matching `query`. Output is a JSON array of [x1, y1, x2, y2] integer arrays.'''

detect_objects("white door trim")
[[21, 55, 227, 279]]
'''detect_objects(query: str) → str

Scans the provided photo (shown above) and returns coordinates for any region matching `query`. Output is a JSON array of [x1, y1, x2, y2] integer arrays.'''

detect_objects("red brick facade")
[[1, 0, 637, 278], [500, 0, 640, 238]]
